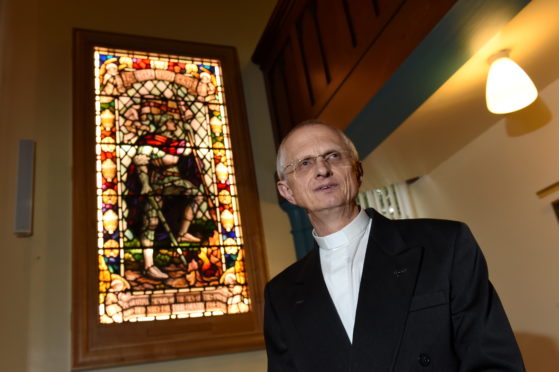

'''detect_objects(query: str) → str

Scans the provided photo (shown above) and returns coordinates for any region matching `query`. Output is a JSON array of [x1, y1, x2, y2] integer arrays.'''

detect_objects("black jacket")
[[264, 209, 525, 371]]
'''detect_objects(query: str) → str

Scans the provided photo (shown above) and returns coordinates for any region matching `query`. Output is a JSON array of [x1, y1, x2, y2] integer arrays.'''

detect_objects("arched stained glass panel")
[[94, 47, 249, 324]]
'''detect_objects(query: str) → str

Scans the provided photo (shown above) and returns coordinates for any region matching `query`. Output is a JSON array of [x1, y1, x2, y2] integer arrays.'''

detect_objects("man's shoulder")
[[393, 216, 465, 232], [266, 249, 317, 290], [387, 219, 482, 271], [367, 208, 466, 236], [365, 209, 473, 255], [396, 216, 470, 247]]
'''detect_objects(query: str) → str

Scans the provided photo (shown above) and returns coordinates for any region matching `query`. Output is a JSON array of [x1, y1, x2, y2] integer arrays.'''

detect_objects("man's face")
[[277, 125, 362, 215]]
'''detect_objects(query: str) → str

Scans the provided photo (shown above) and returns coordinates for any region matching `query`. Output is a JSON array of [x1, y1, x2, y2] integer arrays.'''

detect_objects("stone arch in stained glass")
[[94, 48, 251, 323]]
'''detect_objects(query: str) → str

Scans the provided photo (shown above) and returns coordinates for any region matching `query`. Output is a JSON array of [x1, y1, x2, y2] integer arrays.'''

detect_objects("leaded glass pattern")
[[94, 47, 249, 324]]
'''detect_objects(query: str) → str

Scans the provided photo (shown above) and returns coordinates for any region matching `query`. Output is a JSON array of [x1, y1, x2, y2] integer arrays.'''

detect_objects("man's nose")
[[314, 156, 332, 177]]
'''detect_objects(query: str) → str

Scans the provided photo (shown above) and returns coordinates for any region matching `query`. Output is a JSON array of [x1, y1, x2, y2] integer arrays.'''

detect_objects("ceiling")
[[360, 0, 559, 189]]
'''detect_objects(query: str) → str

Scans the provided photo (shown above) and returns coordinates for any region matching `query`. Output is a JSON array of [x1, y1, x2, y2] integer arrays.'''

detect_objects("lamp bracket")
[[487, 49, 511, 64]]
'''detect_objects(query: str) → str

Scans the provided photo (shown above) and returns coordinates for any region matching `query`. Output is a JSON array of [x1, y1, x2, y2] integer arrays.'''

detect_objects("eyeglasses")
[[283, 150, 352, 176]]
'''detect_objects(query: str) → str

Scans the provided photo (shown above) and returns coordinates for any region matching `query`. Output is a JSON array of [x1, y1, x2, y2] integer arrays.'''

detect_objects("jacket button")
[[418, 353, 431, 367]]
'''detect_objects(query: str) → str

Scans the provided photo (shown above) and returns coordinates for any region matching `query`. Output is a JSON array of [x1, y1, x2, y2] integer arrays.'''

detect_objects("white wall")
[[410, 77, 559, 371], [0, 0, 296, 371]]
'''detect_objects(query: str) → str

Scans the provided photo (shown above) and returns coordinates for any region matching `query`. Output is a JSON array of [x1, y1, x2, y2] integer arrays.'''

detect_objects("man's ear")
[[277, 180, 297, 205], [355, 161, 364, 184]]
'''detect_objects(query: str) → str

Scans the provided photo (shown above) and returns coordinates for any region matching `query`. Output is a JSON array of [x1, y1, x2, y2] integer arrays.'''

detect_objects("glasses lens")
[[289, 151, 351, 176], [325, 151, 343, 163], [295, 157, 316, 174]]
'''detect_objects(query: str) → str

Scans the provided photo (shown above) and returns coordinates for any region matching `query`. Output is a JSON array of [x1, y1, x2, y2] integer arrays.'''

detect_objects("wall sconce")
[[485, 49, 538, 114]]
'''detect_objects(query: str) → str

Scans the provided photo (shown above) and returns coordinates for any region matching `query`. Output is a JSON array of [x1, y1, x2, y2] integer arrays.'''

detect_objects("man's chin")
[[308, 202, 353, 214]]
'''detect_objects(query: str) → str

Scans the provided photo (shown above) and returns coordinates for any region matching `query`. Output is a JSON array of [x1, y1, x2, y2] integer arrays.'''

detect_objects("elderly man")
[[264, 121, 525, 371]]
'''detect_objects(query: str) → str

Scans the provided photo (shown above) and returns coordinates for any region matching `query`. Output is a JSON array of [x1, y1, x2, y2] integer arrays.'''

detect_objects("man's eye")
[[327, 152, 341, 160], [299, 159, 312, 167]]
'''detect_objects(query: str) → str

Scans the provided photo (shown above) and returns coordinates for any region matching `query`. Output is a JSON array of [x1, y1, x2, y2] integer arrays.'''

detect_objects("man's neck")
[[309, 203, 360, 236]]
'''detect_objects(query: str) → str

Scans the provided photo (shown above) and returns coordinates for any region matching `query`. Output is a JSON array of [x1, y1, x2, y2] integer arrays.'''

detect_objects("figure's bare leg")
[[177, 205, 200, 243], [177, 195, 202, 243], [141, 197, 169, 279]]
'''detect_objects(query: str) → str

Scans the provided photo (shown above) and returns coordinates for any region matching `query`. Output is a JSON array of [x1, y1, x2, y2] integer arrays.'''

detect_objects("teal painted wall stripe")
[[280, 201, 314, 259], [345, 0, 530, 158]]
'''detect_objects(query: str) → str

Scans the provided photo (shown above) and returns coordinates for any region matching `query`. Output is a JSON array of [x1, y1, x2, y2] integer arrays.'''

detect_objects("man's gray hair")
[[276, 120, 359, 180]]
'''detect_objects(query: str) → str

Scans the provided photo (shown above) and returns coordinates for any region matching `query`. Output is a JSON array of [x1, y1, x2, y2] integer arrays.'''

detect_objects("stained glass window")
[[74, 30, 267, 370], [94, 47, 250, 324]]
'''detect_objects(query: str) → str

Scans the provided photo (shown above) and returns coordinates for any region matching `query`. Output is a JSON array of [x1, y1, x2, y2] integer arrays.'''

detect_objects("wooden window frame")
[[72, 29, 268, 370]]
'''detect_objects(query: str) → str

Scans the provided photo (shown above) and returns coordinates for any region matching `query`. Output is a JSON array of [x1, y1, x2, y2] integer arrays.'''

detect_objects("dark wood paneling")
[[252, 0, 310, 74], [316, 0, 355, 81], [282, 33, 311, 121], [348, 0, 405, 49], [269, 59, 293, 141], [320, 0, 457, 129], [252, 0, 458, 146], [297, 2, 329, 106]]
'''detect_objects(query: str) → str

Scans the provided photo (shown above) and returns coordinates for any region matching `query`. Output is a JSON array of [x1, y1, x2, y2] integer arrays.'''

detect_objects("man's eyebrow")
[[298, 154, 314, 160], [287, 153, 311, 162], [291, 148, 343, 161], [321, 148, 344, 155]]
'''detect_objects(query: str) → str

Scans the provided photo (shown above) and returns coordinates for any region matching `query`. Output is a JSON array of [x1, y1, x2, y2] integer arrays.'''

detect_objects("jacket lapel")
[[292, 248, 352, 369], [351, 209, 424, 371]]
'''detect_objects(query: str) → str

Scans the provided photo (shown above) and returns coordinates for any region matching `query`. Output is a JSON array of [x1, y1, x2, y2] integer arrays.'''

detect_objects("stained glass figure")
[[94, 48, 250, 323]]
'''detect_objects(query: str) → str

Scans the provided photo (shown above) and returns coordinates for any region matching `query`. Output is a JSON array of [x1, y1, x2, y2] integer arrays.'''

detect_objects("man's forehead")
[[286, 125, 344, 149]]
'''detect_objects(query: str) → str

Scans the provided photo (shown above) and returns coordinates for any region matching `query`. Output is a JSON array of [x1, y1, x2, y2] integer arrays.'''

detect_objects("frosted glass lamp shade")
[[485, 56, 537, 114]]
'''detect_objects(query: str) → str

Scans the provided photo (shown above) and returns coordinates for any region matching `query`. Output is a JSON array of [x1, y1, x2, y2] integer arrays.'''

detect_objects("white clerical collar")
[[313, 209, 370, 250]]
